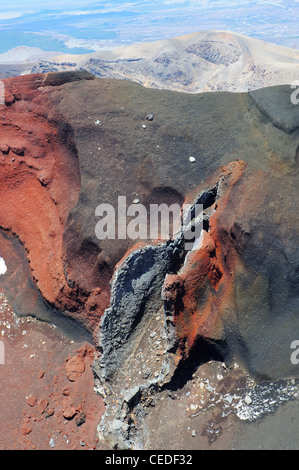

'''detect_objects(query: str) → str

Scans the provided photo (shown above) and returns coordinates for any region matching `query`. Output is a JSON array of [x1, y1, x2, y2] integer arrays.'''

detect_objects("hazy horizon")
[[0, 0, 298, 56]]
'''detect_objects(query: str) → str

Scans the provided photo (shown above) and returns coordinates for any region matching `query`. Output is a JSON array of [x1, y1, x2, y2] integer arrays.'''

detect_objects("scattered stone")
[[142, 370, 152, 380], [66, 354, 85, 382], [21, 421, 32, 436], [5, 92, 15, 106], [95, 120, 101, 125], [37, 398, 49, 415], [192, 430, 197, 437], [45, 408, 55, 418], [244, 395, 252, 405], [26, 395, 37, 407], [224, 395, 233, 404], [142, 124, 147, 129], [75, 411, 86, 427], [63, 405, 77, 420], [189, 156, 196, 163], [11, 147, 24, 156], [0, 144, 10, 154], [49, 438, 55, 448], [133, 198, 139, 204], [146, 114, 154, 121]]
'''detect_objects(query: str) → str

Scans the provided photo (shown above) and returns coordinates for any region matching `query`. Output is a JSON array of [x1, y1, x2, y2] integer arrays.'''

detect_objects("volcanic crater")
[[0, 70, 298, 450]]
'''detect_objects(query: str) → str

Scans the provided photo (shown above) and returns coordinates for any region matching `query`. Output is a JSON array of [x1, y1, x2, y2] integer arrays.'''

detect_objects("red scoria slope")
[[0, 73, 110, 332]]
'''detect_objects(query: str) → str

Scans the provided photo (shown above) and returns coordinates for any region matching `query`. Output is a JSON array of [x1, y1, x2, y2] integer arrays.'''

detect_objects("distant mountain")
[[23, 30, 299, 93], [0, 46, 62, 64]]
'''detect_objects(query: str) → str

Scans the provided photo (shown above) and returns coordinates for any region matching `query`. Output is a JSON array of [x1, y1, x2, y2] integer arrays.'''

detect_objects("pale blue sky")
[[0, 0, 297, 52]]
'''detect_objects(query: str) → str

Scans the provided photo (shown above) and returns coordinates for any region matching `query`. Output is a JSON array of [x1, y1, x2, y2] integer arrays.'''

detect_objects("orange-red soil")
[[0, 290, 104, 450]]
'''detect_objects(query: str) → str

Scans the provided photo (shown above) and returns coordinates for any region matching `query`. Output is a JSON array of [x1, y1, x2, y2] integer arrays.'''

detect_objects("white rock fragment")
[[189, 156, 196, 163], [142, 124, 147, 129], [0, 257, 7, 276], [95, 120, 101, 125], [224, 394, 233, 404], [244, 394, 252, 405], [133, 198, 139, 204], [49, 438, 55, 448]]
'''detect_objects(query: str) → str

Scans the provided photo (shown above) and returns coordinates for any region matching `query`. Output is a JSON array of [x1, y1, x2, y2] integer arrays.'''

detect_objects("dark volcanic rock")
[[98, 240, 185, 381], [249, 86, 299, 134], [43, 70, 94, 87]]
